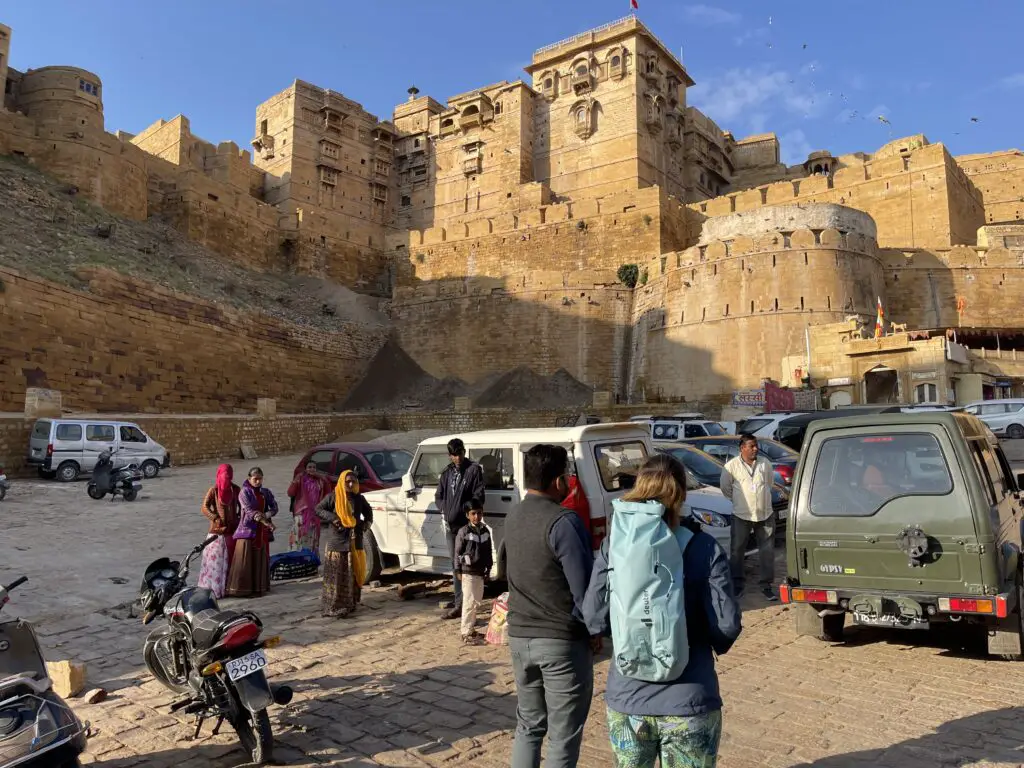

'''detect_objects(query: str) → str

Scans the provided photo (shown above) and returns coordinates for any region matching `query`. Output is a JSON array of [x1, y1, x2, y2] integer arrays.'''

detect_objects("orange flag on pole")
[[874, 297, 884, 338]]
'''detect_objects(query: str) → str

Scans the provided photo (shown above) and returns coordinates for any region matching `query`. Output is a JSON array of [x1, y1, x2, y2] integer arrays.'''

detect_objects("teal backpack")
[[607, 498, 693, 682]]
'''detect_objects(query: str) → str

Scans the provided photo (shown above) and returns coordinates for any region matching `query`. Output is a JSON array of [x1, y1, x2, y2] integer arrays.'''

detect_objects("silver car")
[[27, 418, 171, 482], [962, 399, 1024, 438]]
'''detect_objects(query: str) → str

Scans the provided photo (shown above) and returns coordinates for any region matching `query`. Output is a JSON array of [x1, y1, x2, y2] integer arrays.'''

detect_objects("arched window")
[[576, 109, 587, 124], [611, 55, 621, 68], [462, 105, 479, 118], [544, 78, 553, 90], [441, 118, 454, 129]]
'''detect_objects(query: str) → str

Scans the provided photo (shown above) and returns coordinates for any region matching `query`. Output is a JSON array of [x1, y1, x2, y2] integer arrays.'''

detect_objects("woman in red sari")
[[226, 467, 279, 598], [197, 464, 240, 598], [287, 461, 331, 554]]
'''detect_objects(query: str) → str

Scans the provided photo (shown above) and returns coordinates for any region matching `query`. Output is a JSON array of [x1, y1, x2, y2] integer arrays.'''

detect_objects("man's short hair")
[[447, 438, 465, 457], [524, 444, 568, 491], [738, 433, 758, 447]]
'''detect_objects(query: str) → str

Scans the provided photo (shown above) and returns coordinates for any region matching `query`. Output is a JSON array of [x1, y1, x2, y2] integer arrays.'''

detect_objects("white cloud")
[[779, 129, 813, 165], [733, 27, 769, 47], [683, 4, 742, 25], [689, 66, 826, 130], [998, 73, 1024, 89]]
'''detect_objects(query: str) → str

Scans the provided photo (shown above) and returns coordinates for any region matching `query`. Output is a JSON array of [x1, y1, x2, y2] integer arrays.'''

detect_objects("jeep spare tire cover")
[[896, 525, 929, 564]]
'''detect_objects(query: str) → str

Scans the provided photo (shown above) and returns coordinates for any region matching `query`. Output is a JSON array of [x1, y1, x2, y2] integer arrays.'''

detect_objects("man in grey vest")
[[505, 444, 597, 768]]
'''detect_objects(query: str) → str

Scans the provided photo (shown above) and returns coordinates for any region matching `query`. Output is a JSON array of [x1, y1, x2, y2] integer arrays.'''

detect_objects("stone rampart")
[[0, 267, 388, 415]]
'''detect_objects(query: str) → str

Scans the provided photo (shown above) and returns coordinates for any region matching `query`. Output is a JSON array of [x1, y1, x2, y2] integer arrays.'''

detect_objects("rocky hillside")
[[0, 154, 387, 330]]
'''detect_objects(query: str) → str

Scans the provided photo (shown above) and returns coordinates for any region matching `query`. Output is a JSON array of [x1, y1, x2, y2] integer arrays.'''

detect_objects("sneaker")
[[762, 587, 778, 602], [462, 633, 485, 646], [442, 606, 462, 620]]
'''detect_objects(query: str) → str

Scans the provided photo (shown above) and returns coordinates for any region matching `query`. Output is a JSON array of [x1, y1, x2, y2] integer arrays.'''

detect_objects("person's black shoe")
[[442, 606, 462, 620], [762, 587, 778, 602]]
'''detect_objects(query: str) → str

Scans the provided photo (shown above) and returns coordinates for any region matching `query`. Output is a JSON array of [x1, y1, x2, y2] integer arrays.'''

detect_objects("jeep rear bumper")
[[781, 584, 1015, 621]]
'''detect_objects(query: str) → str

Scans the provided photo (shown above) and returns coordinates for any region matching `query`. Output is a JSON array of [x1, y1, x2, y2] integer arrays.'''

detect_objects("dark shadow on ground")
[[793, 706, 1024, 767], [833, 618, 992, 661], [279, 660, 514, 759]]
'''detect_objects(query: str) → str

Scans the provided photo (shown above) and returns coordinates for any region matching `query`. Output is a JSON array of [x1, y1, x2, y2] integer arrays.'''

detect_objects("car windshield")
[[737, 418, 772, 434], [754, 440, 798, 460], [704, 422, 726, 436], [364, 449, 413, 482], [668, 447, 723, 479]]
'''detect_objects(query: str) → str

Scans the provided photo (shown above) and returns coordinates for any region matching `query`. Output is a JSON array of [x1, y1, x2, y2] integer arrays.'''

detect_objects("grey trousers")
[[729, 515, 775, 593], [445, 528, 462, 602], [509, 636, 594, 768]]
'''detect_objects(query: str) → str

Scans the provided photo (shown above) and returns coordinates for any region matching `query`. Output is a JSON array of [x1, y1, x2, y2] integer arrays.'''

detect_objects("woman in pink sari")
[[287, 460, 331, 553], [197, 464, 240, 598]]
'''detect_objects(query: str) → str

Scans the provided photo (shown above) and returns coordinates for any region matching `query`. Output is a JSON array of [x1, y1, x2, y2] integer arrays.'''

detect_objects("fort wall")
[[957, 150, 1024, 226], [0, 267, 387, 415], [630, 206, 885, 400], [688, 143, 984, 249]]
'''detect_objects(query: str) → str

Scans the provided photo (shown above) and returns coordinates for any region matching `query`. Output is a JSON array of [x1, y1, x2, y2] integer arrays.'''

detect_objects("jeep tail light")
[[787, 588, 838, 605], [220, 622, 261, 650], [938, 597, 997, 616], [46, 443, 54, 457]]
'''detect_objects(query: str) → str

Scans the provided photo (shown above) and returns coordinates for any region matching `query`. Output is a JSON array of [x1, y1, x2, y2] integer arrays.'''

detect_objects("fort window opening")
[[495, 101, 503, 115], [260, 119, 268, 135], [576, 65, 588, 77], [544, 78, 553, 90], [413, 138, 420, 148], [611, 55, 621, 68], [401, 195, 411, 207]]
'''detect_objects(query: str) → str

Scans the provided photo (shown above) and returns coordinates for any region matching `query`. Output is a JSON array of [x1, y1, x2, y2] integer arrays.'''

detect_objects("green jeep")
[[782, 411, 1024, 658]]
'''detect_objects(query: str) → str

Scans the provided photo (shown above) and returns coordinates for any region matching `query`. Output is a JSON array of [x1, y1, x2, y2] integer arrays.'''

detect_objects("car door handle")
[[799, 548, 808, 570], [864, 535, 878, 543], [501, 495, 512, 502]]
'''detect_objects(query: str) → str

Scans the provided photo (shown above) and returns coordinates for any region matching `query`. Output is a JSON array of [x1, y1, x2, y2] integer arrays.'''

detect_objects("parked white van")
[[962, 399, 1024, 438], [27, 418, 171, 482], [359, 423, 734, 581]]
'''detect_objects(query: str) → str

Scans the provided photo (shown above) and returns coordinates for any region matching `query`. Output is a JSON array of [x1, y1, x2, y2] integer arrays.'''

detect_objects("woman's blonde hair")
[[622, 454, 688, 528]]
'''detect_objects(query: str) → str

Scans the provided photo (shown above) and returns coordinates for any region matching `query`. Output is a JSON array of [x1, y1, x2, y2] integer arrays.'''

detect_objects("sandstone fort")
[[2, 16, 1024, 430]]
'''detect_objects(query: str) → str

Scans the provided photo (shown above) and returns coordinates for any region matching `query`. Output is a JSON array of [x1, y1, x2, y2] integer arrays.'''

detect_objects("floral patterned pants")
[[607, 707, 722, 768]]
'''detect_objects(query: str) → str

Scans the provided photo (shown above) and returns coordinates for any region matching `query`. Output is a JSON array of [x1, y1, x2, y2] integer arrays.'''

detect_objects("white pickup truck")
[[359, 423, 734, 581]]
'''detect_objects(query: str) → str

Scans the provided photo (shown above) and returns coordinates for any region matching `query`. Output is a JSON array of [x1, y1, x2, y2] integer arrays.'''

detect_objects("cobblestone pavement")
[[6, 456, 1024, 766]]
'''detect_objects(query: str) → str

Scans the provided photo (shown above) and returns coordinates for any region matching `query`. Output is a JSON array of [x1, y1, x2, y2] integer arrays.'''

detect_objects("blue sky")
[[4, 1, 1021, 165]]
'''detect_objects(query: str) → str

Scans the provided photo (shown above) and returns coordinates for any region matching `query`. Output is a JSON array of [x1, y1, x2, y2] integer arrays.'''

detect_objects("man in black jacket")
[[505, 444, 597, 768], [435, 438, 486, 619]]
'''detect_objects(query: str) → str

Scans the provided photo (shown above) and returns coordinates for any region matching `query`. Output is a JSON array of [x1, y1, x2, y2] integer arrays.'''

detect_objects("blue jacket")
[[582, 522, 741, 717]]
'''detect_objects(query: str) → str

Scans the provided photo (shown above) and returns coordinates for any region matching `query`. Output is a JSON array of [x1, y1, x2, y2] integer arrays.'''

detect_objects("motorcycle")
[[0, 463, 8, 501], [0, 576, 88, 768], [86, 451, 141, 502], [139, 537, 292, 765]]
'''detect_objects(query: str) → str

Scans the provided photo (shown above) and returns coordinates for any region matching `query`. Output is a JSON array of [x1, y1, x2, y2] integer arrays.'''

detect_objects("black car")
[[655, 443, 790, 520], [680, 436, 799, 486], [773, 407, 901, 452]]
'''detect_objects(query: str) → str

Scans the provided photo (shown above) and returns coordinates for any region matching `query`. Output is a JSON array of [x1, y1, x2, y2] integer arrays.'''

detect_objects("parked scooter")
[[139, 537, 292, 765], [0, 576, 88, 768], [86, 450, 141, 502], [0, 462, 9, 501]]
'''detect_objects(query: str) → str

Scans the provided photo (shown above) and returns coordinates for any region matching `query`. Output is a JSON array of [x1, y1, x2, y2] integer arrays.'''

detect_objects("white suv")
[[962, 399, 1024, 438]]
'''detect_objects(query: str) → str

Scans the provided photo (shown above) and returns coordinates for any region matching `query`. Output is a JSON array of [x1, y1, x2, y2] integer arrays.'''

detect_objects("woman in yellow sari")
[[314, 470, 372, 617]]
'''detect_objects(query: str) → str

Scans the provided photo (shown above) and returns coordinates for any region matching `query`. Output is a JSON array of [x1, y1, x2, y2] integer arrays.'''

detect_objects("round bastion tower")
[[629, 202, 885, 401], [15, 66, 104, 131]]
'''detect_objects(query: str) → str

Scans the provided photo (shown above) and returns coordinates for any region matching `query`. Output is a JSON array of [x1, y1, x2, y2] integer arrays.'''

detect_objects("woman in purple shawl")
[[287, 460, 331, 554], [226, 467, 279, 598]]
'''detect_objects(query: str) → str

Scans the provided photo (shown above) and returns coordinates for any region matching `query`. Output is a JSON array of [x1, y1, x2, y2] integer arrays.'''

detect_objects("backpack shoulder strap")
[[675, 525, 695, 552]]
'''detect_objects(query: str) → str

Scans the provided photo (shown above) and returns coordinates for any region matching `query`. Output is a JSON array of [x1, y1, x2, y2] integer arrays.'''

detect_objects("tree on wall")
[[617, 263, 639, 288]]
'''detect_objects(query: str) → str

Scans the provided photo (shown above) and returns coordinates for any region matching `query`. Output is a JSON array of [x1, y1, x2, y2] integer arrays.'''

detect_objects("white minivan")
[[962, 399, 1024, 438], [27, 418, 171, 482], [359, 423, 734, 581]]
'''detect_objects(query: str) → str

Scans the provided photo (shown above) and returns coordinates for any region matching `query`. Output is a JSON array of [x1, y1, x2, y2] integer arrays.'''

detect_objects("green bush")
[[617, 263, 639, 288]]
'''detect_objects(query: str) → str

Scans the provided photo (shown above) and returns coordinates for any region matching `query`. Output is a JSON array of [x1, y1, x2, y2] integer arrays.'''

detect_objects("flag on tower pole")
[[631, 0, 639, 9], [874, 297, 885, 338]]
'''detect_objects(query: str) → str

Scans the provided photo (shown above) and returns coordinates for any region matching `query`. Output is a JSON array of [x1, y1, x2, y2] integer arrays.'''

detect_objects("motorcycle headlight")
[[690, 507, 729, 528], [32, 702, 60, 749]]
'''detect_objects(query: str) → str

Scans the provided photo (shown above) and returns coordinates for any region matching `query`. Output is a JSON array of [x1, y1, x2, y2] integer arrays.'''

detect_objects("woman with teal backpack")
[[583, 454, 742, 768]]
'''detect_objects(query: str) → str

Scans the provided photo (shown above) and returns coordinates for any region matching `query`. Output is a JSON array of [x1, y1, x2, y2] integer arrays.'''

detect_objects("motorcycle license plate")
[[225, 649, 267, 681]]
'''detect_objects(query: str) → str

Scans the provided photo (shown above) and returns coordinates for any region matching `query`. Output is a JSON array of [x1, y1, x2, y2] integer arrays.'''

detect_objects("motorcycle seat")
[[190, 608, 249, 650], [182, 588, 219, 618]]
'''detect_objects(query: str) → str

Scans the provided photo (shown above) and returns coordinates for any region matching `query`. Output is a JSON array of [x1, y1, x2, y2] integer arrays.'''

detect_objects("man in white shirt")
[[719, 433, 777, 600]]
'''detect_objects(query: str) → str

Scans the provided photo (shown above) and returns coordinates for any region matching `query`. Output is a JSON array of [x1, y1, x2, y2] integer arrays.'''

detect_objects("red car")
[[291, 442, 413, 492]]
